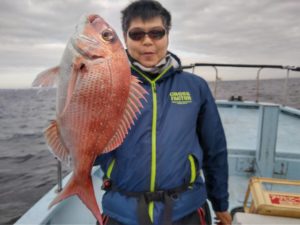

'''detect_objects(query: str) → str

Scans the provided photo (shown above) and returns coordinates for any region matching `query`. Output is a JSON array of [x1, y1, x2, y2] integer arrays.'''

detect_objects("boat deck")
[[218, 100, 300, 212], [14, 100, 300, 225]]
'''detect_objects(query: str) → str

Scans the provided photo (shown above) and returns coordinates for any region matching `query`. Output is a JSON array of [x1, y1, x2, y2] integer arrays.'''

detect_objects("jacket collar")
[[128, 51, 182, 84]]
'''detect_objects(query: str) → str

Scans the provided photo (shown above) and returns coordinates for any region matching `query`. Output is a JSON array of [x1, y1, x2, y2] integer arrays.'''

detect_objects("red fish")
[[32, 14, 146, 224]]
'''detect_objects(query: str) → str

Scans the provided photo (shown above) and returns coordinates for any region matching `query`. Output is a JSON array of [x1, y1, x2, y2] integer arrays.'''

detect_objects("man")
[[96, 1, 232, 224]]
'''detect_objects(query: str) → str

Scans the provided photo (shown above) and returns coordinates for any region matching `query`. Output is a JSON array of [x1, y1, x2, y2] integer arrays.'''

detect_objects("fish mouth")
[[72, 40, 104, 60], [88, 14, 102, 24], [78, 34, 98, 44], [71, 14, 107, 61]]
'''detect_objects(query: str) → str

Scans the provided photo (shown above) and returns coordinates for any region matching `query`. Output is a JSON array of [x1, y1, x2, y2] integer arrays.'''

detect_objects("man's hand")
[[215, 211, 232, 225]]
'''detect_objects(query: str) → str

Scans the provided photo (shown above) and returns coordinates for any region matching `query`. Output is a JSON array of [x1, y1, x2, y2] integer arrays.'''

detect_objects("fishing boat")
[[14, 63, 300, 224]]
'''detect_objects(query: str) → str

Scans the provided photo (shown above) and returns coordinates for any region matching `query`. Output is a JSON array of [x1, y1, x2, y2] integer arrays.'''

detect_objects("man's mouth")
[[142, 52, 155, 56]]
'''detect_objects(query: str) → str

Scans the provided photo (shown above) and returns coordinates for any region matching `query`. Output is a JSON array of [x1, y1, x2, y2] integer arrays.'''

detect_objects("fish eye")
[[102, 29, 115, 42]]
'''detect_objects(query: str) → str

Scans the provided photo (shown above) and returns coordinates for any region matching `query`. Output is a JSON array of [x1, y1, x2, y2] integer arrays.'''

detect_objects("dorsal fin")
[[32, 66, 60, 87], [44, 120, 71, 165], [103, 76, 147, 153]]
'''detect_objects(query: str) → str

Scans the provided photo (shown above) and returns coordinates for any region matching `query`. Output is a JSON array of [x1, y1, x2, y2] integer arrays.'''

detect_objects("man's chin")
[[139, 60, 157, 68]]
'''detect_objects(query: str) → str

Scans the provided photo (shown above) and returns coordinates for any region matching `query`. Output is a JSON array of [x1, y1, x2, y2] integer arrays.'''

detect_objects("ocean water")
[[0, 78, 299, 225], [0, 88, 70, 225], [208, 78, 300, 109]]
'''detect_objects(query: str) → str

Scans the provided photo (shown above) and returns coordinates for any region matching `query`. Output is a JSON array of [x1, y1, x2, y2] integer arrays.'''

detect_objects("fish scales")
[[32, 14, 147, 225]]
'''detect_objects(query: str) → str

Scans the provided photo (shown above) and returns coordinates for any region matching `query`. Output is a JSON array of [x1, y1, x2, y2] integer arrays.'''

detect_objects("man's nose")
[[142, 34, 154, 45]]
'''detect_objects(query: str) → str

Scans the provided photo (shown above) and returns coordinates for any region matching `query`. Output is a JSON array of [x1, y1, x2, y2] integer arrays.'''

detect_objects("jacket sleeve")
[[196, 81, 229, 212]]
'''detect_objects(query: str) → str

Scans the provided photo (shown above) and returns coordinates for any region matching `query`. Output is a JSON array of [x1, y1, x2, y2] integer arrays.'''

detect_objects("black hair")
[[121, 0, 172, 33]]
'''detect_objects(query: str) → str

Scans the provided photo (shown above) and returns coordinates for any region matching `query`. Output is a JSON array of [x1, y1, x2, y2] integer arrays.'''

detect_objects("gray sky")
[[1, 0, 300, 88]]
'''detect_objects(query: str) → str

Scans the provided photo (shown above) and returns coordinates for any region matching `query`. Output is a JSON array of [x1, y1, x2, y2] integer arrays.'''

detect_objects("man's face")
[[124, 16, 169, 68]]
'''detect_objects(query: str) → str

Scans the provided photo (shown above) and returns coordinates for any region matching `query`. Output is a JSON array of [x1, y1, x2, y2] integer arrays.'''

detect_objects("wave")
[[0, 132, 44, 141], [0, 153, 35, 163]]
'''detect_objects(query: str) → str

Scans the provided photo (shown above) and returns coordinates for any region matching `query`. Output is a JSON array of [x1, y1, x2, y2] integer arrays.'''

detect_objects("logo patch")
[[169, 92, 192, 104]]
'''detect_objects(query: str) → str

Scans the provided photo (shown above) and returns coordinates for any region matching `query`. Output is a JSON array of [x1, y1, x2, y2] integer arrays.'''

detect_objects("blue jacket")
[[96, 55, 229, 225]]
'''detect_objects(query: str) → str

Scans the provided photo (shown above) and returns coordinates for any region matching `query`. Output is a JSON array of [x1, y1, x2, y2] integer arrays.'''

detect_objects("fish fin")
[[32, 66, 60, 87], [103, 76, 147, 153], [44, 120, 71, 165], [49, 175, 103, 225]]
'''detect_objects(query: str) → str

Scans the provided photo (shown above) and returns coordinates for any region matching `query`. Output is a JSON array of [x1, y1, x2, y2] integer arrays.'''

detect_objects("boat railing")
[[181, 63, 300, 106], [54, 63, 300, 192], [56, 159, 62, 193]]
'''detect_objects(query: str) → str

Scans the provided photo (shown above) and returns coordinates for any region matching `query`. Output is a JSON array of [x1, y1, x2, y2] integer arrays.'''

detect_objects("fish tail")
[[49, 175, 103, 225], [48, 174, 77, 208]]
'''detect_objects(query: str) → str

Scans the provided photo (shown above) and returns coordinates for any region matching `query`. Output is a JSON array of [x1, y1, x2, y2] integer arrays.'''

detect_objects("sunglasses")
[[128, 28, 166, 41]]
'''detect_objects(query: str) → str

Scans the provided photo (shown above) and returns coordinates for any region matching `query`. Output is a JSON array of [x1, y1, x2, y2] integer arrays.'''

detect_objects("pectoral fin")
[[32, 66, 59, 87], [44, 120, 71, 165]]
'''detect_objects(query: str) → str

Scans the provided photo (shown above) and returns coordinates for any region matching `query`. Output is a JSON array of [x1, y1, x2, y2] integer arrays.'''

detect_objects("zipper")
[[131, 65, 172, 222], [148, 81, 157, 221]]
